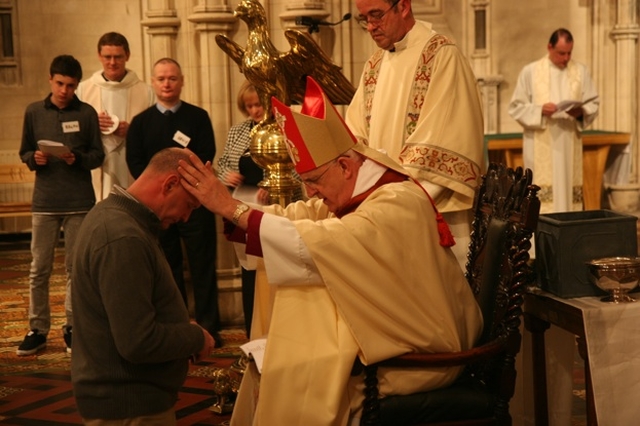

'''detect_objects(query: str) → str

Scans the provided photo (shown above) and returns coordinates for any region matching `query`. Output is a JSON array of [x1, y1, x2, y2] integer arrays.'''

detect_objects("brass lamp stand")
[[250, 121, 299, 207]]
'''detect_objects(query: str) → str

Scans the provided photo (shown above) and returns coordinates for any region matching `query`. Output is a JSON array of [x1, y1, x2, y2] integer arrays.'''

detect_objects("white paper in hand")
[[240, 337, 267, 373], [101, 114, 119, 135], [553, 95, 599, 118], [37, 140, 71, 157]]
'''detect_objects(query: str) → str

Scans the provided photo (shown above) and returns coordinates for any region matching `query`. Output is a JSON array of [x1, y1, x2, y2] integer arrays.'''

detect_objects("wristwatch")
[[232, 203, 250, 225]]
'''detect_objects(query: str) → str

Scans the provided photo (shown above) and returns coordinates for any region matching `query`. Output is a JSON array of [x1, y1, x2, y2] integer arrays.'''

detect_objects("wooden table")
[[523, 291, 597, 426], [485, 131, 630, 210], [524, 289, 640, 426]]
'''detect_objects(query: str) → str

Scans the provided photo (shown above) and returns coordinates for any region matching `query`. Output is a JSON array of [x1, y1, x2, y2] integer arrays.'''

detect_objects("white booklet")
[[37, 140, 71, 157], [239, 336, 267, 373], [554, 95, 599, 115]]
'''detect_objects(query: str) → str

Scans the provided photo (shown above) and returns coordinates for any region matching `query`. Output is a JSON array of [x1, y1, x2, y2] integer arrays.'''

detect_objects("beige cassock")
[[345, 20, 485, 269], [231, 180, 483, 426]]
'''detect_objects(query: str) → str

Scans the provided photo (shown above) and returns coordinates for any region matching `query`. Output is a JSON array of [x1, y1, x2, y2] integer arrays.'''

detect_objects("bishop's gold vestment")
[[231, 180, 482, 426]]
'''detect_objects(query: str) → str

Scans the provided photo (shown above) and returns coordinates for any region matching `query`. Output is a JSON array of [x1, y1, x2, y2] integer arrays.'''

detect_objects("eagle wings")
[[215, 0, 355, 122]]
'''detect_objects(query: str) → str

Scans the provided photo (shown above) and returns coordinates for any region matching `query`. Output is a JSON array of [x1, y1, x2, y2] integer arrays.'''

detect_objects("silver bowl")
[[586, 256, 640, 303]]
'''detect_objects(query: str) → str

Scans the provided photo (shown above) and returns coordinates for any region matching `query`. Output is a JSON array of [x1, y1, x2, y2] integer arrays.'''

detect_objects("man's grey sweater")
[[71, 191, 205, 419], [19, 95, 104, 213]]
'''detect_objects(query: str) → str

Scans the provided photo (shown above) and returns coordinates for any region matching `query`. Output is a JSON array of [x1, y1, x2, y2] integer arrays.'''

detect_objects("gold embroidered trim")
[[360, 34, 476, 189], [399, 143, 481, 188], [361, 35, 454, 136], [362, 49, 385, 130], [404, 34, 453, 139]]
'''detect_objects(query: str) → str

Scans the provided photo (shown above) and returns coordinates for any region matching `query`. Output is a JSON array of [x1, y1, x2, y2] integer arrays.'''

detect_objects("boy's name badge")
[[62, 121, 80, 133], [173, 130, 191, 147]]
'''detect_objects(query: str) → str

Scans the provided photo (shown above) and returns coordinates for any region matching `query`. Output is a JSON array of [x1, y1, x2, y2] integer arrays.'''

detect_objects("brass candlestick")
[[250, 121, 300, 206]]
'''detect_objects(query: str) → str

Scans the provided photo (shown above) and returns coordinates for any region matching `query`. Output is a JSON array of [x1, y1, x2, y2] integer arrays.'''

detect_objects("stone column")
[[610, 0, 638, 131], [610, 0, 639, 181], [280, 0, 329, 32], [188, 0, 244, 327], [187, 0, 236, 125], [469, 0, 503, 135], [140, 0, 181, 63], [477, 76, 503, 136]]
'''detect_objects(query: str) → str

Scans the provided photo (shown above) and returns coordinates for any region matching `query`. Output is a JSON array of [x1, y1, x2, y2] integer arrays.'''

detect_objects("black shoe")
[[16, 329, 46, 356], [62, 325, 72, 354], [212, 331, 223, 349]]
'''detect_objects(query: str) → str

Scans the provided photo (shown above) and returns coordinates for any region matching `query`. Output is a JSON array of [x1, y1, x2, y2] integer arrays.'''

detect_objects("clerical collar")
[[390, 20, 423, 53], [101, 71, 128, 82], [156, 101, 182, 115], [389, 33, 409, 52]]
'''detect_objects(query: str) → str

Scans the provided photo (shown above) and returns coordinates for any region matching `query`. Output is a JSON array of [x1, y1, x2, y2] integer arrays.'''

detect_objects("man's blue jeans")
[[28, 213, 85, 335]]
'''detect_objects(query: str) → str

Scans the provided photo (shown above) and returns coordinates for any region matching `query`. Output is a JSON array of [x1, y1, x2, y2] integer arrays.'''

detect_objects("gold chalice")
[[587, 257, 640, 303]]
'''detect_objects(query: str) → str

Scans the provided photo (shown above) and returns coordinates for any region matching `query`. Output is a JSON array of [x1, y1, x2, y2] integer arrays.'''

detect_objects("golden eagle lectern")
[[216, 0, 355, 205]]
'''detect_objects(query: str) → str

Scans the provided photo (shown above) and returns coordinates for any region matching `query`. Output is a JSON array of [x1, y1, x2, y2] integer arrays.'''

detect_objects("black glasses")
[[300, 160, 337, 189], [355, 0, 400, 30]]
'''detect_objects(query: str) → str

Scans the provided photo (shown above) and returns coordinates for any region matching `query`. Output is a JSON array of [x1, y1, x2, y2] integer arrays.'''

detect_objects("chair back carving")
[[462, 164, 540, 409], [360, 163, 540, 426]]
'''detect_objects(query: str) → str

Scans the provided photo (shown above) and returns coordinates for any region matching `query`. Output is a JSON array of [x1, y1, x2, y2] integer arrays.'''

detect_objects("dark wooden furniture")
[[357, 164, 541, 426], [523, 291, 597, 426]]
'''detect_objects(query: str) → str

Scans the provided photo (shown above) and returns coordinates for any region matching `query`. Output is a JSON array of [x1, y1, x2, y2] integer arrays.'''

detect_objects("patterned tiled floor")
[[0, 242, 246, 425], [0, 355, 239, 425]]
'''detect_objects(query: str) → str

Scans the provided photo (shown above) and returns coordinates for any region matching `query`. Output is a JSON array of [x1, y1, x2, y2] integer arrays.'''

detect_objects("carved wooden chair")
[[358, 163, 541, 426]]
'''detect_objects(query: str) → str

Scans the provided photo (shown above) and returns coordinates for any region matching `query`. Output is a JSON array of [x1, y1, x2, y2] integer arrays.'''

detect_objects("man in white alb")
[[76, 32, 155, 200], [508, 28, 599, 213]]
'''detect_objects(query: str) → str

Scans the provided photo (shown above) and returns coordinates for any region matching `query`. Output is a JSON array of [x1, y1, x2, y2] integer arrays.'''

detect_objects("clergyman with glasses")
[[76, 32, 155, 201], [346, 0, 485, 270]]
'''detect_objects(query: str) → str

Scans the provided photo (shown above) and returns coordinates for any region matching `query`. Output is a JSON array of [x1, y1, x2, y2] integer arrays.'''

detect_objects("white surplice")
[[508, 57, 599, 213], [77, 70, 155, 200]]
